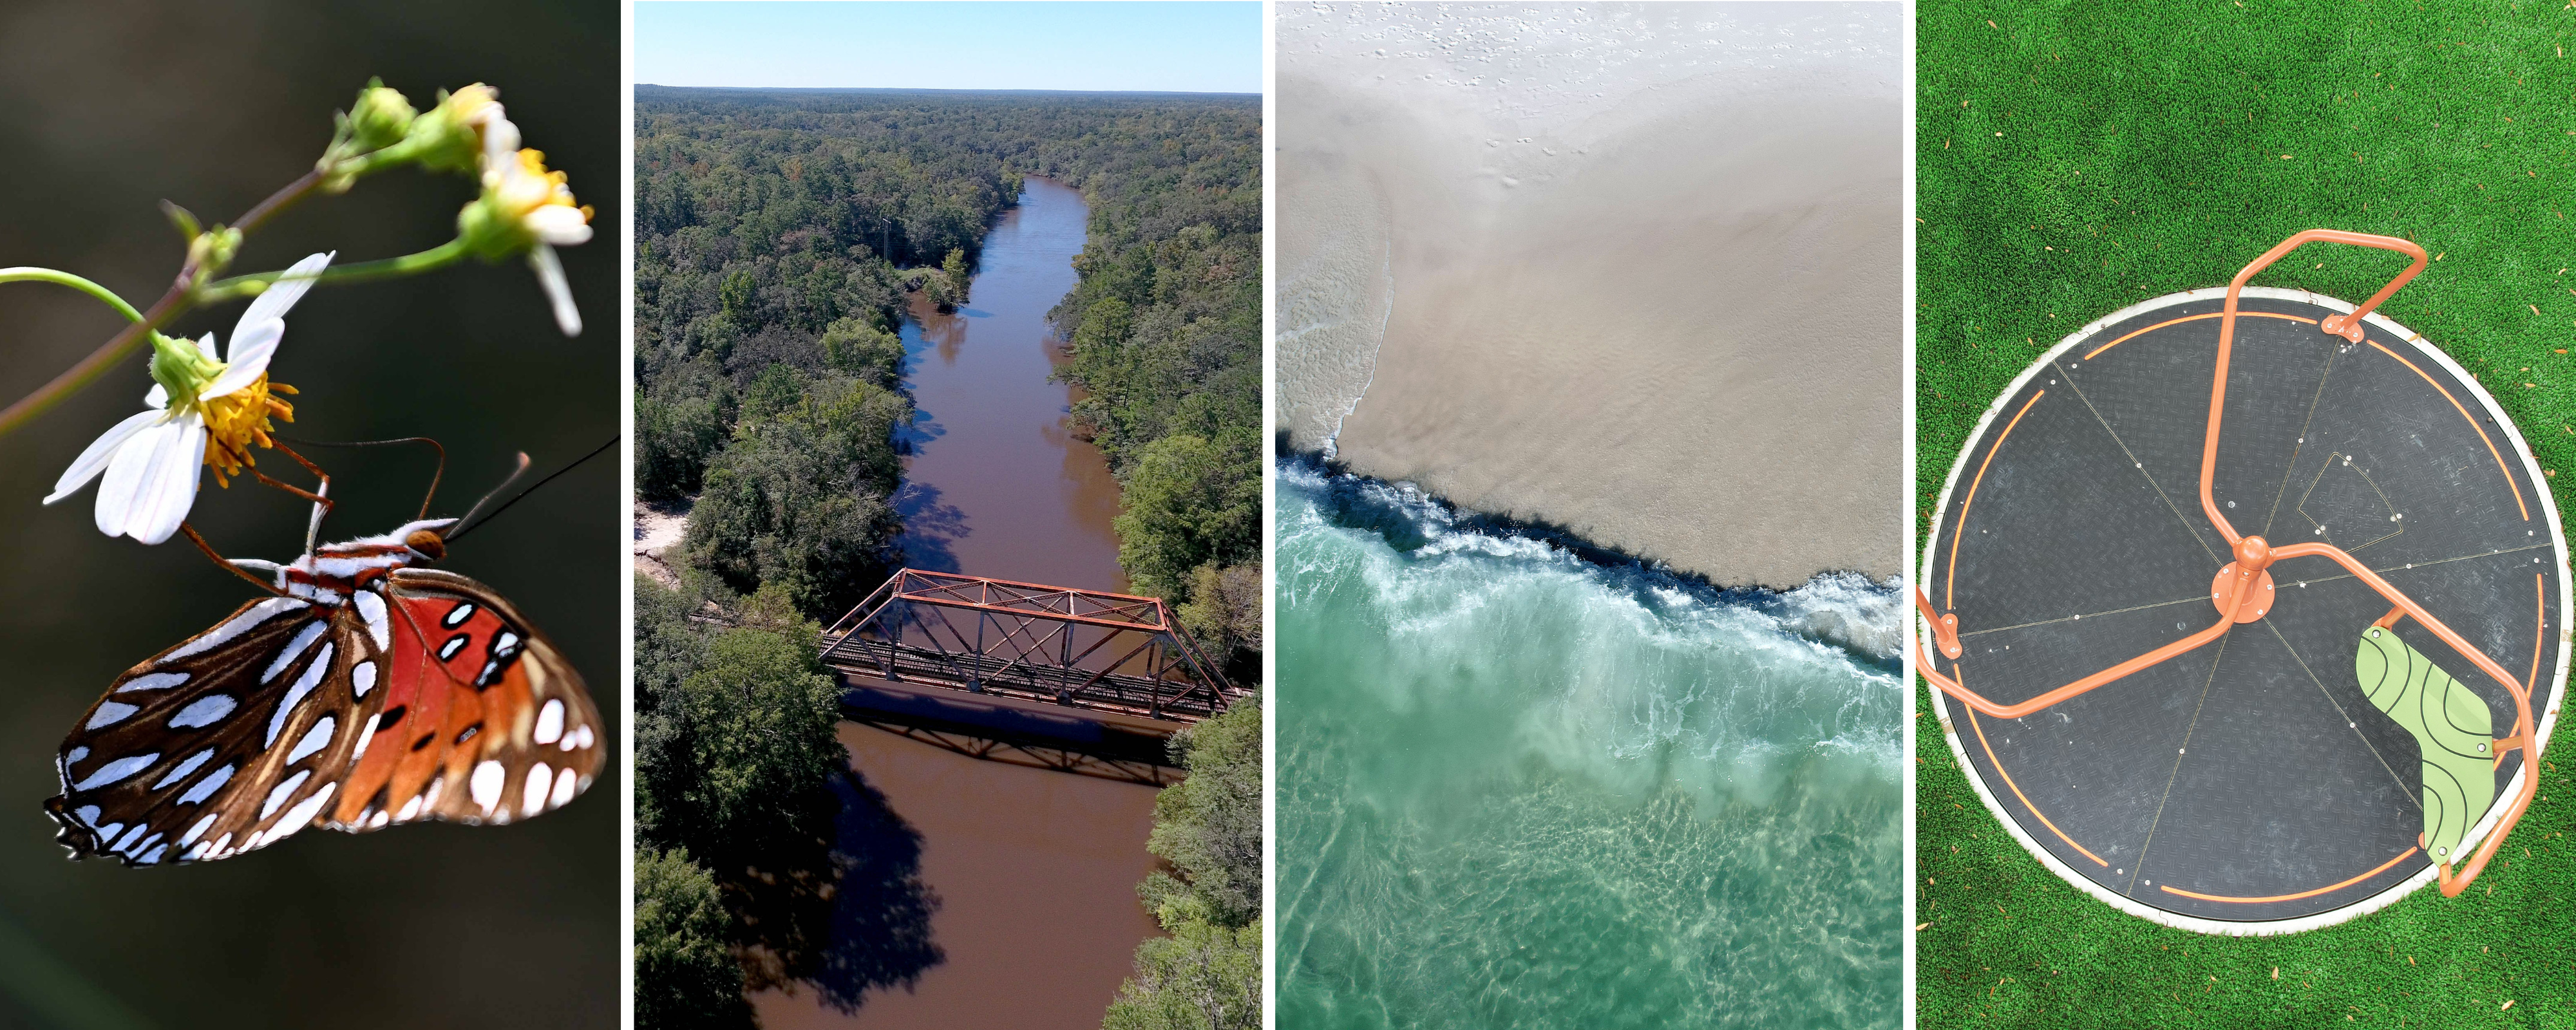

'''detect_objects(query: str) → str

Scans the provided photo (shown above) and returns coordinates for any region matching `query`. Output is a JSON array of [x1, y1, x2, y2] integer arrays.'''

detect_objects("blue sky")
[[635, 2, 1262, 93]]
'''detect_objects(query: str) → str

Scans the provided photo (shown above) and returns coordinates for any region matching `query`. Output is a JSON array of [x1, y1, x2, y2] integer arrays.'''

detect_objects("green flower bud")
[[147, 331, 223, 405], [406, 84, 506, 177], [346, 79, 417, 153], [186, 225, 243, 279], [456, 191, 536, 262]]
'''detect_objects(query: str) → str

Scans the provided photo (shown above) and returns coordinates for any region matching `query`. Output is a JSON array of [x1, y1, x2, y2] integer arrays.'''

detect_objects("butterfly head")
[[398, 518, 457, 562]]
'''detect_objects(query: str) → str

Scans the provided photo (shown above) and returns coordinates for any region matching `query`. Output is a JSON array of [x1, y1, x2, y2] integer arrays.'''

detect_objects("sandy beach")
[[1278, 3, 1901, 588]]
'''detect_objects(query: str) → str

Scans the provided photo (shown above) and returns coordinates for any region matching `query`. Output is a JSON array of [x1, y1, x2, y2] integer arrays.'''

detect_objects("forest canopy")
[[634, 86, 1262, 664]]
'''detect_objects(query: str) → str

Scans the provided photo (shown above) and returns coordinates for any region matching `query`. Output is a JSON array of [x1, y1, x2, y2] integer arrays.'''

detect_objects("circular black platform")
[[1923, 287, 2569, 932]]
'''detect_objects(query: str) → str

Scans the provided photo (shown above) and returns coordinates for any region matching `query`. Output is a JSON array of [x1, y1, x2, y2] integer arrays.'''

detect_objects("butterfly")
[[43, 516, 602, 865]]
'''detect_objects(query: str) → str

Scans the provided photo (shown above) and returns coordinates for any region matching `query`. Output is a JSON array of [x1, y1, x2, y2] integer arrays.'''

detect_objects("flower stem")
[[0, 268, 144, 323], [200, 238, 469, 300], [0, 170, 323, 439]]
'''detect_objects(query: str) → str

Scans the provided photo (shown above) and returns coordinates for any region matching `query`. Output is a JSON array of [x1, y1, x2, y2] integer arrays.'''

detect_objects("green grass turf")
[[1917, 2, 2576, 1025]]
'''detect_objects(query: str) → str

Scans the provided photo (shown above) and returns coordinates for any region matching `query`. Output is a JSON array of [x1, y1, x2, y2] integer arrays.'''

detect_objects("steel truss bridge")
[[820, 570, 1244, 783]]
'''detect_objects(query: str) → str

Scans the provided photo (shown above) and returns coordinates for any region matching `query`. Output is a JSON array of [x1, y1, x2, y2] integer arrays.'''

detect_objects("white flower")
[[436, 84, 591, 337], [480, 147, 591, 337], [45, 252, 331, 544]]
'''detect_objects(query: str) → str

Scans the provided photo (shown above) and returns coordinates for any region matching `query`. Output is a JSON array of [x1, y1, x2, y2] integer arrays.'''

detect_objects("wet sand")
[[1278, 3, 1902, 589]]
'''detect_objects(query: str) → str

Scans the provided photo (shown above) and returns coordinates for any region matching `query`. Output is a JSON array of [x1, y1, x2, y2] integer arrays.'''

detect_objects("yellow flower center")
[[495, 148, 594, 225], [199, 375, 296, 487]]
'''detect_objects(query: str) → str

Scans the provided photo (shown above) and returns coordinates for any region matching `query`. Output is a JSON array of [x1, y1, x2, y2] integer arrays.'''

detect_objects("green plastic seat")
[[2354, 627, 2497, 864]]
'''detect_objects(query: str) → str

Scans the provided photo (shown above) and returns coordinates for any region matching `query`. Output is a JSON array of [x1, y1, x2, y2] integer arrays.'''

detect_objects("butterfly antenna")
[[273, 435, 449, 520], [449, 436, 617, 543]]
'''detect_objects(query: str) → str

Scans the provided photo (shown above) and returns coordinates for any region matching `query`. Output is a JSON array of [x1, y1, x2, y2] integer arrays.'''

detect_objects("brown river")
[[752, 176, 1165, 1029]]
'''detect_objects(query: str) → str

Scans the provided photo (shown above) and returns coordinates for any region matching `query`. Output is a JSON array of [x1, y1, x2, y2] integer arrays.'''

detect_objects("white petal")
[[47, 409, 163, 505], [144, 383, 167, 410], [194, 333, 220, 363], [482, 115, 522, 169], [236, 252, 333, 333], [526, 205, 592, 247], [94, 420, 179, 536], [529, 246, 580, 337], [126, 415, 204, 545], [204, 317, 282, 398], [128, 417, 204, 546]]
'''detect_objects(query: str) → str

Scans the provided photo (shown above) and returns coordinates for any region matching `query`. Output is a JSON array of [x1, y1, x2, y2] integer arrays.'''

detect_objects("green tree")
[[1103, 695, 1265, 1030], [635, 845, 754, 1030], [659, 623, 845, 847], [682, 377, 909, 617], [1113, 434, 1260, 601], [741, 362, 807, 424], [1100, 916, 1260, 1030], [1176, 563, 1262, 682], [941, 247, 970, 304], [819, 315, 905, 387]]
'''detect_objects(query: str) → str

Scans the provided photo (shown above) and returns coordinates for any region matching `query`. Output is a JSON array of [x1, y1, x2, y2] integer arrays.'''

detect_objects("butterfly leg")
[[178, 523, 289, 596], [252, 444, 336, 558]]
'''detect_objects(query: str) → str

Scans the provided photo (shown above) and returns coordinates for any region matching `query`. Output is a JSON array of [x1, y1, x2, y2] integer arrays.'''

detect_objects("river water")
[[753, 177, 1164, 1029]]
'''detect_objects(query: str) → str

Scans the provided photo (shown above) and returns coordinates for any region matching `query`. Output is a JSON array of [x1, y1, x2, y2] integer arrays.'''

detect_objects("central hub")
[[2212, 536, 2276, 624]]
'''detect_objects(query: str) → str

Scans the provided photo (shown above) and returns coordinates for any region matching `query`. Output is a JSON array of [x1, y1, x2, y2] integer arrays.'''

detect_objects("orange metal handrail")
[[1920, 229, 2539, 896]]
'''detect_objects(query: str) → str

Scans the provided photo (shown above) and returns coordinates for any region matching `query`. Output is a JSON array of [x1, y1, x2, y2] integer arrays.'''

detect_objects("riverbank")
[[1276, 5, 1902, 589]]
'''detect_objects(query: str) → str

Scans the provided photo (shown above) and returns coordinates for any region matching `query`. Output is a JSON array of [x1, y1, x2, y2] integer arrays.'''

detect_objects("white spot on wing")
[[73, 753, 158, 790], [571, 725, 594, 750], [351, 661, 378, 698], [352, 713, 381, 760], [354, 590, 390, 651], [115, 671, 189, 693], [287, 716, 336, 764], [395, 794, 423, 822], [469, 760, 505, 814], [550, 765, 577, 807], [167, 694, 236, 729], [261, 783, 334, 846], [260, 621, 328, 682], [533, 699, 565, 745], [111, 823, 148, 852], [85, 702, 138, 729], [164, 598, 307, 662], [74, 805, 100, 828], [66, 746, 87, 764], [264, 643, 334, 746], [179, 812, 219, 846], [153, 749, 214, 789], [140, 843, 167, 865], [260, 769, 312, 819], [523, 763, 551, 816], [177, 763, 234, 805]]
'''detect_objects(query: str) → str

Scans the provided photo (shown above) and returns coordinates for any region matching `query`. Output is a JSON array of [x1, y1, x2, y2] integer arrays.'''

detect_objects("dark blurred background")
[[0, 1, 615, 1026]]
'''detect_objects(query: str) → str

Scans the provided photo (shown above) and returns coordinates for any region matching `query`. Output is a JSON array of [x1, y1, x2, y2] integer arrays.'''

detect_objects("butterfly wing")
[[325, 568, 602, 831], [44, 594, 385, 865]]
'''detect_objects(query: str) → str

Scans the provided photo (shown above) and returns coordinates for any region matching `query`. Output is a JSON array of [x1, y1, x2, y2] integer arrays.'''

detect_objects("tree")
[[1103, 695, 1264, 1030], [941, 247, 970, 304], [659, 623, 846, 848], [819, 316, 905, 388], [1113, 434, 1260, 601], [1176, 563, 1262, 682], [635, 845, 755, 1030]]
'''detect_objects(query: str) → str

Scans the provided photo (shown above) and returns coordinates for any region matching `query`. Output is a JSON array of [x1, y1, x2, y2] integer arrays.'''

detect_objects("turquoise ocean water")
[[1276, 462, 1903, 1029]]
